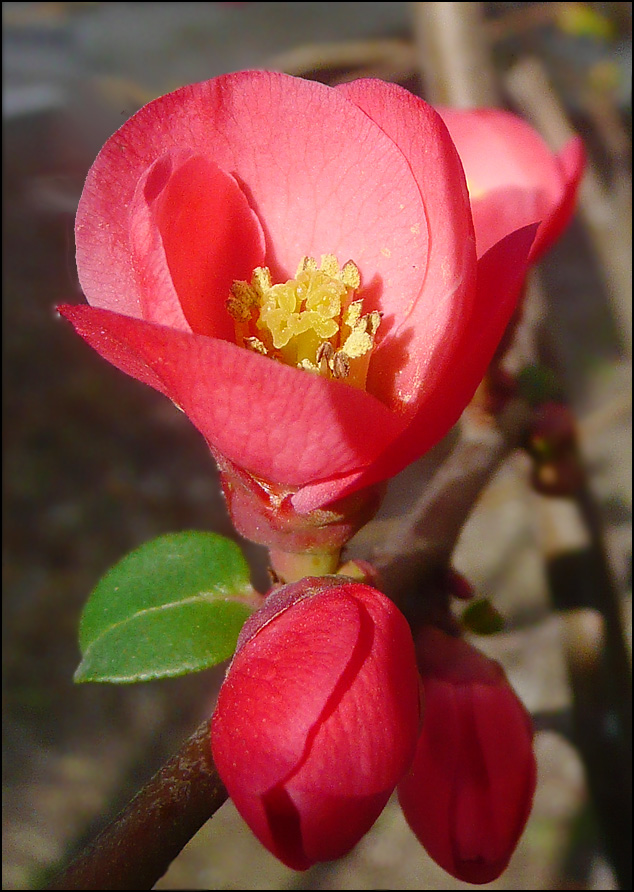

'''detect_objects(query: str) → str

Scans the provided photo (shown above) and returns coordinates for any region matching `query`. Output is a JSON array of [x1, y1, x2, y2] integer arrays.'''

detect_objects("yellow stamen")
[[227, 255, 380, 391], [244, 337, 268, 355]]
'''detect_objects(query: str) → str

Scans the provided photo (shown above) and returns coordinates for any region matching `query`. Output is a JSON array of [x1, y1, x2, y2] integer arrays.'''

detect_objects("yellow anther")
[[343, 300, 363, 330], [332, 352, 351, 379], [244, 337, 267, 355], [320, 254, 340, 278], [296, 256, 317, 276], [252, 266, 272, 292], [228, 254, 379, 390], [341, 260, 361, 290], [227, 280, 259, 322], [341, 327, 374, 361], [297, 358, 320, 374]]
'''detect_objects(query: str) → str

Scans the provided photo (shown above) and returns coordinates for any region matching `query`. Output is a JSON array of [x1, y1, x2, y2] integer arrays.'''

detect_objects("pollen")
[[227, 255, 380, 390]]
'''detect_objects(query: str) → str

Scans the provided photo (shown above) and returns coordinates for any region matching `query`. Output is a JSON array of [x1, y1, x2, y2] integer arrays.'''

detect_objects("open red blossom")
[[437, 106, 585, 262], [58, 72, 535, 528], [211, 576, 421, 870], [398, 627, 536, 884]]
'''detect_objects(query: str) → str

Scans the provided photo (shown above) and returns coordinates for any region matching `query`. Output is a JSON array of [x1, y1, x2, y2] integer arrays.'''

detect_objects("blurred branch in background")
[[411, 1, 500, 105], [265, 37, 417, 85]]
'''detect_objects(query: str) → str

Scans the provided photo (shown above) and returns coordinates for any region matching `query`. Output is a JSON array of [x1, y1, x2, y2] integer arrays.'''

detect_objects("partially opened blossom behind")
[[437, 106, 585, 262], [58, 72, 536, 551]]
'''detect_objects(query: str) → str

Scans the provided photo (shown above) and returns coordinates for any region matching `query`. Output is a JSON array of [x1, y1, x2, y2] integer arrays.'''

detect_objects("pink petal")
[[398, 680, 461, 868], [437, 108, 585, 262], [57, 305, 407, 487], [470, 137, 585, 262], [264, 586, 419, 866], [558, 135, 586, 187], [470, 682, 537, 852], [287, 584, 420, 794], [212, 581, 419, 870], [399, 629, 536, 884], [285, 787, 390, 867], [129, 151, 265, 336], [337, 79, 477, 413], [413, 625, 504, 683], [213, 591, 363, 793]]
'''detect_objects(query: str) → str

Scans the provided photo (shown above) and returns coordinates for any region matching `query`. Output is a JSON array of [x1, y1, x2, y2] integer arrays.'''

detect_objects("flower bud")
[[211, 576, 421, 870], [398, 627, 536, 884]]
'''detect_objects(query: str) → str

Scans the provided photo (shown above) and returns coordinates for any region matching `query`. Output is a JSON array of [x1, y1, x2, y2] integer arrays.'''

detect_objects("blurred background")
[[2, 2, 631, 889]]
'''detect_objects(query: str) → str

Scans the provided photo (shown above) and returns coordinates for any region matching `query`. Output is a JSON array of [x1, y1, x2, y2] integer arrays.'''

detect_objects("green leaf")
[[461, 598, 505, 636], [76, 531, 256, 683]]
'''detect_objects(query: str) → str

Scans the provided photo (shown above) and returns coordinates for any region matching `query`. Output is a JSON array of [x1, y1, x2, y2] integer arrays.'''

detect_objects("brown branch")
[[369, 399, 533, 606], [45, 718, 227, 891], [43, 398, 533, 892], [43, 390, 630, 890]]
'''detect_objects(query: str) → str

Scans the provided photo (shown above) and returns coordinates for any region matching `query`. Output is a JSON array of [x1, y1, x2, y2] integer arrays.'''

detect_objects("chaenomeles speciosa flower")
[[398, 626, 537, 885], [58, 71, 536, 563], [437, 106, 585, 263], [210, 576, 422, 870]]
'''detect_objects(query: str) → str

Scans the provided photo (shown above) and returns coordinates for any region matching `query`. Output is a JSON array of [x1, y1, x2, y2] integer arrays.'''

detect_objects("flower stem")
[[269, 548, 341, 583]]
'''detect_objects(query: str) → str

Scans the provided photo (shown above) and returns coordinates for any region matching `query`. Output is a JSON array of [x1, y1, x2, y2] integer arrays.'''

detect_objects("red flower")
[[58, 72, 535, 539], [211, 576, 421, 870], [437, 106, 585, 262], [398, 627, 536, 885]]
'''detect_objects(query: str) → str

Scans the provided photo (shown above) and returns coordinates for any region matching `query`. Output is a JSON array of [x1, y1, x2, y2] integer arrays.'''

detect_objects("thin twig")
[[370, 400, 533, 606]]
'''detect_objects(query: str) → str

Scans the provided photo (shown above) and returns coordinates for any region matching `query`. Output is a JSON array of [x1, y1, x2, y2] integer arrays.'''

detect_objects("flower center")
[[227, 255, 381, 390]]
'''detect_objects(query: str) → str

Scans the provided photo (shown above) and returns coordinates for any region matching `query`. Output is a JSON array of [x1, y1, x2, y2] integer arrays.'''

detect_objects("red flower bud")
[[398, 627, 536, 885], [211, 576, 421, 870]]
